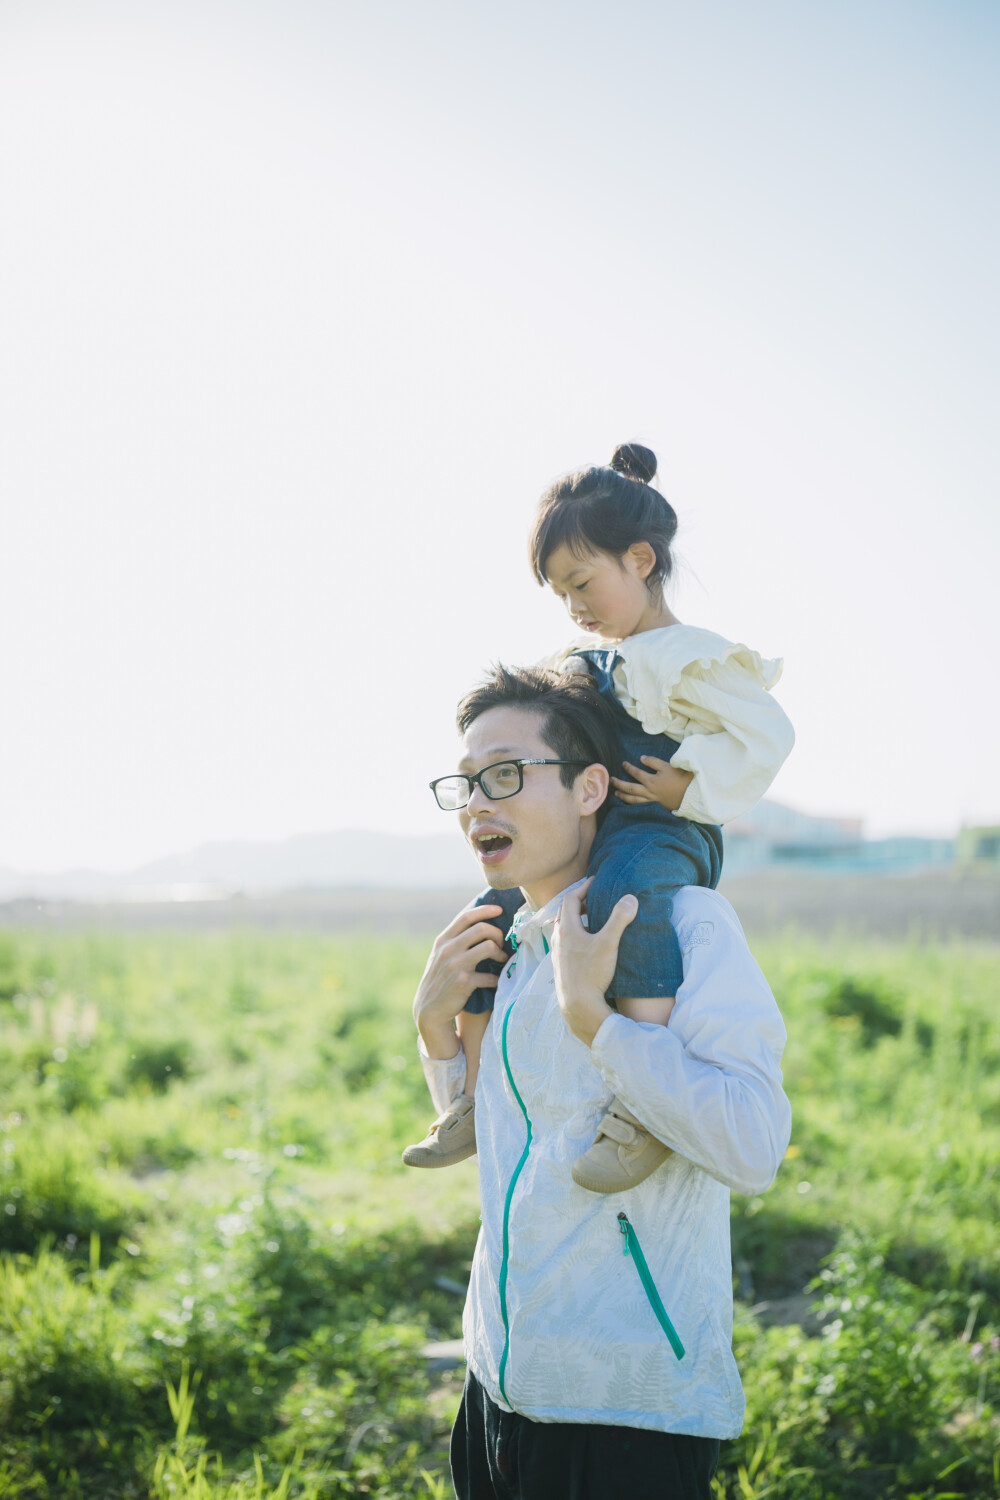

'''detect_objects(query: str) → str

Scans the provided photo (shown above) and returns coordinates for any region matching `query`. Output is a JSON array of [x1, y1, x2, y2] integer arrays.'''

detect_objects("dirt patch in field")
[[719, 869, 1000, 940]]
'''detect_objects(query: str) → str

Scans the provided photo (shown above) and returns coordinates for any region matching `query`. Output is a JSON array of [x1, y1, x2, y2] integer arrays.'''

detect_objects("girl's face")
[[544, 541, 665, 641]]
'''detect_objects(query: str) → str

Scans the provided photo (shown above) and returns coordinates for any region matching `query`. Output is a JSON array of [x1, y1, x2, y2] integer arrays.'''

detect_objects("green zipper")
[[504, 927, 547, 979], [618, 1212, 685, 1361], [497, 988, 533, 1406]]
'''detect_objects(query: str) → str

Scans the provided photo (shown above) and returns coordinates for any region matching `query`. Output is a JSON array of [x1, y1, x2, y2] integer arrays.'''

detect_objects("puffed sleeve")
[[670, 660, 795, 824], [612, 627, 795, 826]]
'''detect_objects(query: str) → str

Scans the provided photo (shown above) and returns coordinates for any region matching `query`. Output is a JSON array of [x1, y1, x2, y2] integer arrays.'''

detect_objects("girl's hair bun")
[[609, 443, 657, 485]]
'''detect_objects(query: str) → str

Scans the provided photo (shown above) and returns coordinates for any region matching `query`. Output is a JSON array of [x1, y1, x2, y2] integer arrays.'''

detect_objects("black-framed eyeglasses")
[[429, 758, 589, 811]]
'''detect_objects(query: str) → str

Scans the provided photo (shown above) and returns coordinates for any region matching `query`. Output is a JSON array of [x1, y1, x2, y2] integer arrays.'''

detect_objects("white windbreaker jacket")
[[420, 884, 792, 1439]]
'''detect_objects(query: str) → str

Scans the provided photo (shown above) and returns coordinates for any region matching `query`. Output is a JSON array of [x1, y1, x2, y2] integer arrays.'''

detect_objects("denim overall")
[[464, 648, 724, 1010]]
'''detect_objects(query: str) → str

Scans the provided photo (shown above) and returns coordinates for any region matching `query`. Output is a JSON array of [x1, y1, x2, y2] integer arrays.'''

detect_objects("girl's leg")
[[616, 996, 676, 1028], [456, 1008, 492, 1095], [572, 998, 677, 1194], [402, 1006, 492, 1170], [465, 885, 522, 1013], [403, 885, 518, 1171], [572, 826, 713, 1192]]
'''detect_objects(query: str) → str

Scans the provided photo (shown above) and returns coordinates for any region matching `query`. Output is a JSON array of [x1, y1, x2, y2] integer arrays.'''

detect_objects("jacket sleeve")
[[589, 895, 792, 1195], [417, 1036, 468, 1115]]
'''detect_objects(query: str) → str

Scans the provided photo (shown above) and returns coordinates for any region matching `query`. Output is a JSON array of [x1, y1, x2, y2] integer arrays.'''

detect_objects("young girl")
[[404, 442, 794, 1192]]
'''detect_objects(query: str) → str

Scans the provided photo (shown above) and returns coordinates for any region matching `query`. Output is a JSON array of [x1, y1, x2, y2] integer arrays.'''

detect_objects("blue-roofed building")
[[723, 801, 955, 875]]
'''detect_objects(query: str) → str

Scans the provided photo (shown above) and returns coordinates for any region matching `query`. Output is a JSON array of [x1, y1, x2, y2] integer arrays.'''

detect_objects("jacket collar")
[[508, 877, 588, 958]]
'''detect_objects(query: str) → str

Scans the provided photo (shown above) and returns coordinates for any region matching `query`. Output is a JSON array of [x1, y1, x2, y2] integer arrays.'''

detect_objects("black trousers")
[[450, 1370, 721, 1500]]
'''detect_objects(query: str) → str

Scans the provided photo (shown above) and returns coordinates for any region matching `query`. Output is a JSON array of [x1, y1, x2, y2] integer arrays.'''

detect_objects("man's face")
[[456, 705, 604, 910]]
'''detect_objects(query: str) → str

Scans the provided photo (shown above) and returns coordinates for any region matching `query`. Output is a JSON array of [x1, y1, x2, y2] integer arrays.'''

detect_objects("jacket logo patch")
[[682, 921, 714, 953]]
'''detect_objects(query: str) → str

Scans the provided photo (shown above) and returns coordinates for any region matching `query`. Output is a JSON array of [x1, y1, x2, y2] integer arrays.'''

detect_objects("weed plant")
[[0, 926, 997, 1497]]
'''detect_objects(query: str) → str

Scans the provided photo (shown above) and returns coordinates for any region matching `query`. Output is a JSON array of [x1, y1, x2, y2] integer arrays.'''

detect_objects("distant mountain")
[[2, 800, 951, 906], [0, 830, 480, 902]]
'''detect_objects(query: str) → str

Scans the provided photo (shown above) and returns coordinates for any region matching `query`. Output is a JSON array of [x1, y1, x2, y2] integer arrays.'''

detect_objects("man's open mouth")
[[473, 831, 513, 861]]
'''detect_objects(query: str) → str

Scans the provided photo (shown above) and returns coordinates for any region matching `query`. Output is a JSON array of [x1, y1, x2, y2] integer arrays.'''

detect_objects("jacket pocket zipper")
[[618, 1212, 685, 1361]]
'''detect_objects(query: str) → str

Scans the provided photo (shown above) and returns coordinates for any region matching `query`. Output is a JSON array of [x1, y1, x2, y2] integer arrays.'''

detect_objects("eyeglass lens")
[[481, 762, 522, 799], [433, 761, 523, 810], [433, 776, 470, 810]]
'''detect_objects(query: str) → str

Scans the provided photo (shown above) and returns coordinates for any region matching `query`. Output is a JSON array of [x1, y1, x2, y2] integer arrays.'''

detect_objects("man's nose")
[[466, 780, 494, 815]]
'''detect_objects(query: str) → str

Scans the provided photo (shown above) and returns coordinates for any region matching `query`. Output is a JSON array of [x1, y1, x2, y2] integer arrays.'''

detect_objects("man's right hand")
[[413, 904, 507, 1058]]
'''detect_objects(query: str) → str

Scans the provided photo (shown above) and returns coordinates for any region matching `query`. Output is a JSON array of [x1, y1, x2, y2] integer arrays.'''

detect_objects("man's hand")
[[551, 881, 638, 1047], [611, 756, 694, 811], [413, 905, 508, 1059]]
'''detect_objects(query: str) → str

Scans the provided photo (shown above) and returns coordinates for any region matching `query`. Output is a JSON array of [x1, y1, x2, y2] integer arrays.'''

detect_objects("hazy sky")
[[2, 0, 997, 871]]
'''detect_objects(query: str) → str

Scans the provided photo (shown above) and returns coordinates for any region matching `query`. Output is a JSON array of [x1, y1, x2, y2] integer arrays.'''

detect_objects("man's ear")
[[577, 762, 610, 818]]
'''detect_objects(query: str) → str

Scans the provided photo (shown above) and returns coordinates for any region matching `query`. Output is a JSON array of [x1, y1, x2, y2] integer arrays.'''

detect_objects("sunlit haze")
[[2, 0, 997, 872]]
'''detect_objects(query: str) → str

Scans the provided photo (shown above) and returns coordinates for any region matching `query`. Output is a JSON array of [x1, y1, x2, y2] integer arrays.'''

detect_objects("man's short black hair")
[[456, 663, 622, 801]]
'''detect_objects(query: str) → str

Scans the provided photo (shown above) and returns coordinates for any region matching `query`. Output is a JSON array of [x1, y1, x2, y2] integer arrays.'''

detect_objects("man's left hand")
[[552, 880, 638, 1047]]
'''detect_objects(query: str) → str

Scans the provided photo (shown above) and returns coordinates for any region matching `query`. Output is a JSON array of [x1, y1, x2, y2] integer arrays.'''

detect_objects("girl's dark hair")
[[528, 443, 678, 592]]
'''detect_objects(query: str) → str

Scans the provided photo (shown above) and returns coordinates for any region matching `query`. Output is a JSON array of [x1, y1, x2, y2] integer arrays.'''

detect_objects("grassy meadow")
[[0, 921, 998, 1498]]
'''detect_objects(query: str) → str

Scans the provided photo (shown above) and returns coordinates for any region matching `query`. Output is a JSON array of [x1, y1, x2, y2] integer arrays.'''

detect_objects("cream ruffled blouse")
[[548, 625, 795, 827]]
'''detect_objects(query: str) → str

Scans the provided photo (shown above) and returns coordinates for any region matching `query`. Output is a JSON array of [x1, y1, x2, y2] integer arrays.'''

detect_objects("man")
[[415, 665, 791, 1500]]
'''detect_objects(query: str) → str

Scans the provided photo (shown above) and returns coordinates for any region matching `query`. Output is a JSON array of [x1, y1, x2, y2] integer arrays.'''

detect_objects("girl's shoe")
[[571, 1098, 672, 1192], [402, 1094, 477, 1168]]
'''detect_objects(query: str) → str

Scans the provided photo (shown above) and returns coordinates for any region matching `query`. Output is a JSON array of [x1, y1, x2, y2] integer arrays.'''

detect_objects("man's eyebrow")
[[456, 747, 524, 771]]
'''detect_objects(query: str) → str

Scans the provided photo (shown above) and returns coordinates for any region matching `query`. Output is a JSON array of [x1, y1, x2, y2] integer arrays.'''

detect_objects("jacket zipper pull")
[[505, 924, 519, 978]]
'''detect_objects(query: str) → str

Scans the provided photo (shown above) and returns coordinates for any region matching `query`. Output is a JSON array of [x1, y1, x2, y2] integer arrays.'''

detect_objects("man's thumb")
[[608, 894, 638, 934]]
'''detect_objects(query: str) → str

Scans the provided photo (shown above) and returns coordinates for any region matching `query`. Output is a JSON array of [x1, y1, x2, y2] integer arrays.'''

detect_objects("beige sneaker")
[[402, 1093, 477, 1168], [571, 1098, 673, 1193]]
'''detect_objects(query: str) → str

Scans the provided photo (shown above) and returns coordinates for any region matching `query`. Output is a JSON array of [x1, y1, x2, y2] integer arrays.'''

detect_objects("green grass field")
[[0, 925, 998, 1498]]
